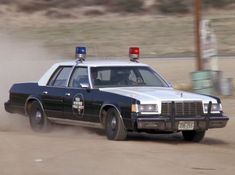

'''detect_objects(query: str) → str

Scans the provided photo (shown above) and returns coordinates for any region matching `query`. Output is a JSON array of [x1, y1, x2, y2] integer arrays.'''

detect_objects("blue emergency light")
[[76, 47, 86, 54], [75, 46, 86, 62]]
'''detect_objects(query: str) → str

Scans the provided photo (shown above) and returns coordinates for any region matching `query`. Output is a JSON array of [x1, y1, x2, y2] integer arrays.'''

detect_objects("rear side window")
[[47, 66, 72, 87]]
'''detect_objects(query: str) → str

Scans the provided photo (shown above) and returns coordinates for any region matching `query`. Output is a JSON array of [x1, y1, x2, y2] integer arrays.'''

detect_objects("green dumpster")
[[191, 70, 214, 95]]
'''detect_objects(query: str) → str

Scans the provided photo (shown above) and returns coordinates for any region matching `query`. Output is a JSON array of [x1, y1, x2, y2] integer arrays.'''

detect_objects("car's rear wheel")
[[28, 101, 51, 132], [182, 130, 206, 142], [105, 108, 127, 140]]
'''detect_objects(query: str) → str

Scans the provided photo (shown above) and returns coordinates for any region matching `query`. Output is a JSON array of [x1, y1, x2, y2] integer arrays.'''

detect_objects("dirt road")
[[0, 34, 234, 175]]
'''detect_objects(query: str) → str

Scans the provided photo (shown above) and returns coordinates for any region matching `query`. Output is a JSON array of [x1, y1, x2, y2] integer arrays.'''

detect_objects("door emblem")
[[72, 94, 84, 116]]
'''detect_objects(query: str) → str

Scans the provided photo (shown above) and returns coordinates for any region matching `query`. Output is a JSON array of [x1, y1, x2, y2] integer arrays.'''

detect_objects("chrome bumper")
[[137, 116, 229, 131]]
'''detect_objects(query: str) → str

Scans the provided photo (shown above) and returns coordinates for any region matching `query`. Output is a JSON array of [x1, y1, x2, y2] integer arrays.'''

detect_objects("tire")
[[28, 101, 51, 132], [105, 108, 127, 140], [182, 130, 206, 142]]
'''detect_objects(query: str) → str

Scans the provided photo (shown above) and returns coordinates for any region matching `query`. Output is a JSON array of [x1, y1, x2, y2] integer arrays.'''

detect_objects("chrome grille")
[[161, 101, 203, 117]]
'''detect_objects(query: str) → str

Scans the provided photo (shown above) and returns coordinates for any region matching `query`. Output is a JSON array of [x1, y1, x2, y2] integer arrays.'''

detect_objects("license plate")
[[178, 121, 194, 130]]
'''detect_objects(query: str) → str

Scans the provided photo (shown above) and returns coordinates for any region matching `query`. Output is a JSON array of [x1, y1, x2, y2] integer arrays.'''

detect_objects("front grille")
[[161, 101, 203, 117]]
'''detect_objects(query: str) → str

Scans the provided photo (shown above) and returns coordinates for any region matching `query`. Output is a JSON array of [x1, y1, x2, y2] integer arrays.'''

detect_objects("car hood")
[[99, 87, 217, 104]]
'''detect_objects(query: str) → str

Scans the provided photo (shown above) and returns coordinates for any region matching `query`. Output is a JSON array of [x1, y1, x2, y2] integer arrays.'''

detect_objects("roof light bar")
[[129, 47, 140, 62], [75, 46, 86, 62]]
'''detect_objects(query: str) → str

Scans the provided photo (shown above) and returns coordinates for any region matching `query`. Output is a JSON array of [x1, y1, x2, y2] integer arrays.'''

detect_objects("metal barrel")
[[191, 70, 214, 95], [219, 78, 233, 96]]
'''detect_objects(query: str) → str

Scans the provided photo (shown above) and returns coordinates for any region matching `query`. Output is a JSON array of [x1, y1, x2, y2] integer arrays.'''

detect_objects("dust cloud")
[[0, 33, 57, 132], [0, 33, 105, 138]]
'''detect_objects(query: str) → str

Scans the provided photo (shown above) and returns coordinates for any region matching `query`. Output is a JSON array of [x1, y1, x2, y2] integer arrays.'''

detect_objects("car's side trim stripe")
[[48, 117, 103, 129]]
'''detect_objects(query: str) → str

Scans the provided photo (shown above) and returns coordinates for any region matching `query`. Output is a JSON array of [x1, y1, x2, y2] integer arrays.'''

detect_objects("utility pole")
[[194, 0, 203, 70]]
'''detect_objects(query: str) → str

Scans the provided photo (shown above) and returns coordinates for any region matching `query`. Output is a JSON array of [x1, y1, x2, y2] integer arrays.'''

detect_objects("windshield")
[[90, 66, 169, 88]]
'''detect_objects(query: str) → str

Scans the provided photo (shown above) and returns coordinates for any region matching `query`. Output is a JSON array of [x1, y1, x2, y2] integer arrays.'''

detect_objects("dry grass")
[[0, 15, 190, 57], [0, 3, 234, 58]]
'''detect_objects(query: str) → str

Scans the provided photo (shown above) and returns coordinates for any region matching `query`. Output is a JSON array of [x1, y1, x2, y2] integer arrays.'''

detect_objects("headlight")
[[204, 103, 222, 113], [131, 104, 158, 113]]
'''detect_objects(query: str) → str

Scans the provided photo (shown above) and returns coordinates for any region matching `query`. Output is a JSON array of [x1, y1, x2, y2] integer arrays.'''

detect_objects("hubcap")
[[111, 116, 117, 130], [35, 111, 42, 123]]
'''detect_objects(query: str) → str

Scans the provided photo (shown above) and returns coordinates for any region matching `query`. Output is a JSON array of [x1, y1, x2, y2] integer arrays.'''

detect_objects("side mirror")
[[168, 83, 173, 88], [80, 83, 90, 89]]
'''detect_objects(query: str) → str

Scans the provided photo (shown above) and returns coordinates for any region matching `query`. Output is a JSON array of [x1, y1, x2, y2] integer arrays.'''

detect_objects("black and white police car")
[[5, 47, 229, 142]]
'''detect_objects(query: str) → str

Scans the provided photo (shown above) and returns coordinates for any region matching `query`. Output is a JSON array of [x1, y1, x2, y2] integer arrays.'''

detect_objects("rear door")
[[42, 66, 73, 118]]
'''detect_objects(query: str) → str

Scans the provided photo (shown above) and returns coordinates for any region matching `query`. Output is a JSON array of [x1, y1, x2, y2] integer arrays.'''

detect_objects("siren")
[[75, 46, 86, 62], [129, 47, 140, 62]]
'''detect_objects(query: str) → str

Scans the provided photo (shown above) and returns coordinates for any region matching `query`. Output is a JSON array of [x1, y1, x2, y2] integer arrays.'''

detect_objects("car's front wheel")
[[105, 108, 127, 140], [182, 130, 206, 142], [28, 101, 51, 132]]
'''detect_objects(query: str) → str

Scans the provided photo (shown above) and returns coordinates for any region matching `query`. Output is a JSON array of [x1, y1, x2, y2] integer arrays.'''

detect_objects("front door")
[[63, 66, 100, 122]]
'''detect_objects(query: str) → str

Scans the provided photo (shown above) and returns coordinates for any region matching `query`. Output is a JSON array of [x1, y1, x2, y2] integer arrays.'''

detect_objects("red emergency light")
[[129, 47, 140, 62]]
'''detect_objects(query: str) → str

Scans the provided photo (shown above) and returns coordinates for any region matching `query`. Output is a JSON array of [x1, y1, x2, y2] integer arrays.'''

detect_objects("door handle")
[[65, 93, 71, 96], [43, 91, 48, 95]]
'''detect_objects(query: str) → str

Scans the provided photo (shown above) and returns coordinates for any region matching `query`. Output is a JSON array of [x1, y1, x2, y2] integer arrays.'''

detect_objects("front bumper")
[[136, 116, 229, 131]]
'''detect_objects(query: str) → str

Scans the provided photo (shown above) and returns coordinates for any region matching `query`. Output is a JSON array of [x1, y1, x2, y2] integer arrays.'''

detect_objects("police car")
[[4, 47, 229, 142]]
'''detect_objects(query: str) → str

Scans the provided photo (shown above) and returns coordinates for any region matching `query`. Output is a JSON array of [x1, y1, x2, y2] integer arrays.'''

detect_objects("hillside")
[[0, 0, 234, 57]]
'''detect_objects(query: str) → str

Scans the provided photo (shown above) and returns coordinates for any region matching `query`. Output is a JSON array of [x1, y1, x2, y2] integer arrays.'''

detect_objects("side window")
[[139, 68, 163, 86], [47, 66, 72, 87], [97, 69, 111, 81], [69, 67, 88, 88], [129, 70, 137, 82]]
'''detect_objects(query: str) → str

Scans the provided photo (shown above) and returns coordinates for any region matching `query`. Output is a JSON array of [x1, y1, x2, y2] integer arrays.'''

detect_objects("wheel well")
[[100, 105, 120, 127], [25, 99, 35, 116], [25, 98, 43, 116]]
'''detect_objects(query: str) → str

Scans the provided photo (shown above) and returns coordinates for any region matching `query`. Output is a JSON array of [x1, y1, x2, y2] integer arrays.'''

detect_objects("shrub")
[[45, 9, 74, 19], [84, 9, 105, 16], [156, 0, 191, 14], [107, 0, 144, 13], [203, 0, 235, 8], [0, 0, 15, 4], [16, 0, 113, 13], [85, 0, 110, 6]]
